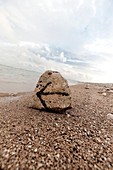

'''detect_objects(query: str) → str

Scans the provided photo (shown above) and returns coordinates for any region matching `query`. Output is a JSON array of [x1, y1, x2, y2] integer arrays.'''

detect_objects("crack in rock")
[[42, 92, 69, 96], [36, 81, 70, 110], [36, 82, 52, 109]]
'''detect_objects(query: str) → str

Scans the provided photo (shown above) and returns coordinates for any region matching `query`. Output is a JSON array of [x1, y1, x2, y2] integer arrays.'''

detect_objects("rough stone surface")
[[32, 70, 71, 112]]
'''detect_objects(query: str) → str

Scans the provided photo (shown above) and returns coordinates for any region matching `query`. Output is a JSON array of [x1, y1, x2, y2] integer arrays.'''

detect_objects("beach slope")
[[0, 83, 113, 169]]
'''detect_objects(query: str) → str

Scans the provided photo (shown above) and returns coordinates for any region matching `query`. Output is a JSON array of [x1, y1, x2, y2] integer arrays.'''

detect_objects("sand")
[[0, 83, 113, 169]]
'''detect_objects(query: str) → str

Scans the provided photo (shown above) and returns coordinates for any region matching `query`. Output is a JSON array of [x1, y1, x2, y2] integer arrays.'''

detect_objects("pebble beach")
[[0, 83, 113, 169]]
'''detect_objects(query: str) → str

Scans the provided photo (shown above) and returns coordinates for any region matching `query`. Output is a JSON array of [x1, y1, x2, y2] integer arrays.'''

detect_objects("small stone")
[[31, 70, 71, 112], [96, 137, 102, 143], [67, 126, 71, 130], [11, 151, 16, 155], [102, 92, 107, 96], [34, 148, 38, 152], [85, 84, 90, 89], [28, 145, 32, 148], [66, 114, 70, 118], [56, 153, 60, 159], [108, 90, 113, 93], [55, 123, 59, 127], [107, 113, 113, 120], [37, 163, 43, 168]]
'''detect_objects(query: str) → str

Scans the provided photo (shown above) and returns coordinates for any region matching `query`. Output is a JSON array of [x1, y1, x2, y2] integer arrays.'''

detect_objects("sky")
[[0, 0, 113, 83]]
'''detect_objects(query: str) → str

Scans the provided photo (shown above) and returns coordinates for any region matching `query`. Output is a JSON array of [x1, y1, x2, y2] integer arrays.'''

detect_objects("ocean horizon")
[[0, 64, 77, 93], [0, 64, 41, 93]]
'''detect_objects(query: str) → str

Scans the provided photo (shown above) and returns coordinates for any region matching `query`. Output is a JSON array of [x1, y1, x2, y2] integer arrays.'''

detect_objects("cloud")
[[0, 0, 113, 83], [60, 52, 67, 63], [84, 38, 113, 55], [92, 0, 96, 15], [0, 42, 93, 83], [0, 11, 15, 41], [0, 0, 103, 49]]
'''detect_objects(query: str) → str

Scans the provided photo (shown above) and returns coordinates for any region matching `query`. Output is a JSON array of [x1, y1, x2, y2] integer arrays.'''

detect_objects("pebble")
[[34, 148, 38, 153], [28, 145, 32, 148], [85, 84, 90, 89], [107, 113, 113, 120], [0, 83, 113, 170], [37, 163, 43, 168], [102, 92, 107, 96]]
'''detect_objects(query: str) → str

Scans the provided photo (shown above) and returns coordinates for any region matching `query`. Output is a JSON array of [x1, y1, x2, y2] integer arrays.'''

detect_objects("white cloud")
[[77, 0, 84, 9], [0, 0, 99, 47], [92, 0, 96, 15], [0, 0, 113, 83], [84, 38, 113, 55], [60, 52, 67, 63], [0, 11, 15, 40]]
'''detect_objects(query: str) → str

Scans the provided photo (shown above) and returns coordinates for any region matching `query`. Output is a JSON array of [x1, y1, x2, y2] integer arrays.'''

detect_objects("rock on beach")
[[32, 70, 71, 112]]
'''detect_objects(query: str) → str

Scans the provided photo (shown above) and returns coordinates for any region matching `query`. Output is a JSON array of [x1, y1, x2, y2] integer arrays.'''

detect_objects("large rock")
[[32, 70, 71, 112]]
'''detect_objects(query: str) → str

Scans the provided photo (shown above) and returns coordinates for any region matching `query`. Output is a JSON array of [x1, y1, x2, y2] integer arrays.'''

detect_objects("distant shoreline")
[[0, 80, 35, 93], [0, 80, 113, 96]]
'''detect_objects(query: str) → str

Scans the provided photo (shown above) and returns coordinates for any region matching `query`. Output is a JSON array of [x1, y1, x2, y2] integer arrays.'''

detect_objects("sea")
[[0, 64, 41, 93], [0, 64, 77, 93]]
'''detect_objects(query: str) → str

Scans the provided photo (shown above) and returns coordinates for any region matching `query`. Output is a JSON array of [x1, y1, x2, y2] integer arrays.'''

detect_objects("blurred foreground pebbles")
[[31, 70, 72, 113]]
